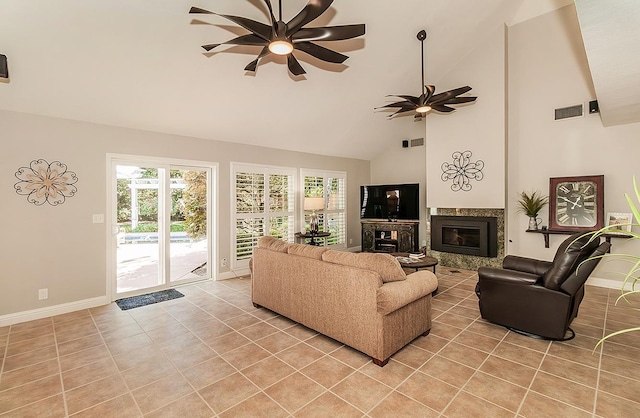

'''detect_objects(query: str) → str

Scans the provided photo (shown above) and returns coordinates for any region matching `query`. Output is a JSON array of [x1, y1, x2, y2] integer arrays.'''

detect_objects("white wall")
[[426, 26, 506, 209], [508, 5, 640, 285], [0, 110, 370, 321]]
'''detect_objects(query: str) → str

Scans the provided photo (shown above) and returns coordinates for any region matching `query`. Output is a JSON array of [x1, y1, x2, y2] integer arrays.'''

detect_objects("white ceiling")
[[0, 0, 579, 160], [575, 0, 640, 127]]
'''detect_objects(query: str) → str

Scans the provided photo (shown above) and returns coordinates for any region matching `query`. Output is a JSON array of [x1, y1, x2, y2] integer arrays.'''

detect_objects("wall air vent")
[[0, 54, 8, 79], [554, 104, 583, 121], [410, 138, 424, 147]]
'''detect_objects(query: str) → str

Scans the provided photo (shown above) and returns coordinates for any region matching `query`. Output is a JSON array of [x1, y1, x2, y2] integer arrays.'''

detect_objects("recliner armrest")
[[502, 255, 552, 276], [478, 267, 541, 286]]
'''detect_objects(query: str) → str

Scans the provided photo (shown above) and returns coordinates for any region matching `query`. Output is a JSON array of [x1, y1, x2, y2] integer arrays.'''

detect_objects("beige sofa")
[[251, 236, 439, 366]]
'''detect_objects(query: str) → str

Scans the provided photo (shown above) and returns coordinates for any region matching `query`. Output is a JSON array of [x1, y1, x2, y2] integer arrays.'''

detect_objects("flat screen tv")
[[360, 183, 419, 221]]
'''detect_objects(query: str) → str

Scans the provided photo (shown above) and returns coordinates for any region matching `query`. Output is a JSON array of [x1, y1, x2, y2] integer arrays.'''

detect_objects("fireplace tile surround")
[[427, 208, 505, 269]]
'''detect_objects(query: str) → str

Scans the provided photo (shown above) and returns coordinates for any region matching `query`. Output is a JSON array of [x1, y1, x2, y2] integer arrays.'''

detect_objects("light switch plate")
[[92, 214, 105, 224]]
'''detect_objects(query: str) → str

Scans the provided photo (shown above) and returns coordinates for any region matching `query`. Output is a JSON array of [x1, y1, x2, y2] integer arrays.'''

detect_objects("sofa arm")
[[502, 255, 552, 276], [478, 267, 541, 286], [377, 271, 438, 316]]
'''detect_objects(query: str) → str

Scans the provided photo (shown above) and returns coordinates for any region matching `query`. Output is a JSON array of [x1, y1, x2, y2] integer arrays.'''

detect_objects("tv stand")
[[361, 220, 419, 253]]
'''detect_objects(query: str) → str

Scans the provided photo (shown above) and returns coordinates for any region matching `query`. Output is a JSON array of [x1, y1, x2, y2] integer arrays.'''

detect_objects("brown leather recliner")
[[476, 233, 610, 340]]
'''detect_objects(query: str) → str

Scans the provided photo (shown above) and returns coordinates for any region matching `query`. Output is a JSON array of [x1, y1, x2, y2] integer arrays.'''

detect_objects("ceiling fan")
[[189, 0, 365, 76], [376, 30, 477, 119]]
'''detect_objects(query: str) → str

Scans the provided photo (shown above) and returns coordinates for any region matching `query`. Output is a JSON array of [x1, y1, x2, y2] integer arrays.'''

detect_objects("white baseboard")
[[586, 276, 631, 291], [217, 268, 251, 280], [0, 296, 109, 327]]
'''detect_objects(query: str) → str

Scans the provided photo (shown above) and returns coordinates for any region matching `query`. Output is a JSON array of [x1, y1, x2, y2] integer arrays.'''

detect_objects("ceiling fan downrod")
[[418, 30, 427, 98]]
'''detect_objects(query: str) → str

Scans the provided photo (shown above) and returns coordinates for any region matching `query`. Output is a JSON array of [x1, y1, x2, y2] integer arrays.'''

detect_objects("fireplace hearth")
[[431, 215, 497, 257]]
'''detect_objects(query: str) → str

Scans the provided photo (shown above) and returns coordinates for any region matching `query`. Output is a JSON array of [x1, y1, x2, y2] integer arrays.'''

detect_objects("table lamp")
[[304, 197, 324, 235]]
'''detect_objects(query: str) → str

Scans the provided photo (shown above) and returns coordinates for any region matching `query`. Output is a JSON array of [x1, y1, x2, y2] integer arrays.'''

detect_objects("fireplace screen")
[[431, 215, 497, 257], [442, 227, 480, 248]]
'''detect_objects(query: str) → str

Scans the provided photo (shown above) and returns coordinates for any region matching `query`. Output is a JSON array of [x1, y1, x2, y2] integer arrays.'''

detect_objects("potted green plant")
[[517, 190, 548, 230], [581, 177, 640, 349]]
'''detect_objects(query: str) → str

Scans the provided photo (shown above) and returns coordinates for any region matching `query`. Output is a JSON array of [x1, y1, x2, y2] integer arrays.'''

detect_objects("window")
[[232, 163, 295, 267], [301, 170, 347, 247]]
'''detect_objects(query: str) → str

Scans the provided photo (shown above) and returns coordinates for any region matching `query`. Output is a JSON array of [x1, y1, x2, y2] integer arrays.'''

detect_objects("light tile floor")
[[1, 267, 640, 417]]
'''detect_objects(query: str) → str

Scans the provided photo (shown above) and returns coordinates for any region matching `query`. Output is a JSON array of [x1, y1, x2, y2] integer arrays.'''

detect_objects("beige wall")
[[508, 5, 640, 285], [0, 110, 370, 320]]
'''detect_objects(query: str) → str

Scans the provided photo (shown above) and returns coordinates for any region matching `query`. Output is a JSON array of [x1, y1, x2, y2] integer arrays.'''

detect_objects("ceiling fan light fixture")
[[268, 40, 294, 55], [416, 105, 431, 114]]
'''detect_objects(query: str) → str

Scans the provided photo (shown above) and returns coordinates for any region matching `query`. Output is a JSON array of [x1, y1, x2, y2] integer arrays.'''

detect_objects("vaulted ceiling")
[[6, 0, 630, 161]]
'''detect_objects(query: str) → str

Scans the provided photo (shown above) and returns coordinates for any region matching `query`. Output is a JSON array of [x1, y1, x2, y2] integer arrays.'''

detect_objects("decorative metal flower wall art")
[[441, 151, 484, 192], [14, 159, 78, 206]]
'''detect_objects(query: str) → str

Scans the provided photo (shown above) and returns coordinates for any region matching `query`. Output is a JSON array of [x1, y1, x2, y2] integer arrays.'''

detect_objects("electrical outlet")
[[221, 258, 228, 267], [349, 238, 353, 245], [38, 288, 48, 300]]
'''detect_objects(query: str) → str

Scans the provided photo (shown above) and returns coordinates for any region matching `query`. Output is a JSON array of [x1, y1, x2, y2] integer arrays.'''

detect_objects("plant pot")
[[528, 216, 542, 230]]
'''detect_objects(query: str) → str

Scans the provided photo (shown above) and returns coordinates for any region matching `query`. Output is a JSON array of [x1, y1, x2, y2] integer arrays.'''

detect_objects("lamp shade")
[[304, 197, 324, 211]]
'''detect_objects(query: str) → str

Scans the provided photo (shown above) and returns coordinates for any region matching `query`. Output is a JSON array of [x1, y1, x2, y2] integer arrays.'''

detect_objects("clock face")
[[555, 181, 598, 227]]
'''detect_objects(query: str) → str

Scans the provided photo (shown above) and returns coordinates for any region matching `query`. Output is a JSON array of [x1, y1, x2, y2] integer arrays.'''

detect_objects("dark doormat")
[[115, 289, 184, 311]]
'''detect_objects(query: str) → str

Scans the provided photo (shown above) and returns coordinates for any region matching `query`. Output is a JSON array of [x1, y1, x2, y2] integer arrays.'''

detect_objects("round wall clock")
[[549, 175, 604, 231]]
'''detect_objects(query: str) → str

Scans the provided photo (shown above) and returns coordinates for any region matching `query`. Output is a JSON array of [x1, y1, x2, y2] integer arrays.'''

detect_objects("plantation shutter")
[[232, 164, 295, 267], [301, 170, 347, 247]]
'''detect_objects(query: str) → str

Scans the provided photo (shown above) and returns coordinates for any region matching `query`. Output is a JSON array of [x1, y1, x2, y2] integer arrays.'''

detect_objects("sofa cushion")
[[322, 250, 406, 283], [287, 243, 327, 260], [377, 271, 438, 315], [257, 236, 290, 253], [542, 233, 599, 290]]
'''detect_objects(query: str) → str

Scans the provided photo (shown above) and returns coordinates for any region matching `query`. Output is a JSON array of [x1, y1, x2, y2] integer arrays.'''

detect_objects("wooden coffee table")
[[393, 253, 438, 273]]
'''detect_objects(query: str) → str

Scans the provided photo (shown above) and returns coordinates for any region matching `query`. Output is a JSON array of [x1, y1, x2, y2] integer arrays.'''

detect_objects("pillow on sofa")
[[322, 251, 406, 283], [257, 236, 290, 253], [288, 243, 327, 260]]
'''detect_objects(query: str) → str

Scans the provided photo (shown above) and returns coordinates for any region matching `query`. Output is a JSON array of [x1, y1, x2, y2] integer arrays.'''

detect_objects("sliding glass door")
[[111, 157, 214, 298]]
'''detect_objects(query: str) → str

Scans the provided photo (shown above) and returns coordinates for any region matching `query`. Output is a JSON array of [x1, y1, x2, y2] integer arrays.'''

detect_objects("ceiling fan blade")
[[202, 43, 220, 52], [261, 0, 277, 26], [429, 86, 473, 103], [286, 0, 334, 36], [292, 24, 366, 42], [193, 10, 273, 41], [432, 104, 456, 113], [442, 96, 477, 105], [391, 95, 420, 106], [294, 42, 348, 64], [189, 7, 214, 15], [203, 34, 267, 51], [389, 108, 415, 117], [375, 101, 416, 110], [244, 47, 270, 72], [287, 54, 306, 76], [424, 85, 435, 102]]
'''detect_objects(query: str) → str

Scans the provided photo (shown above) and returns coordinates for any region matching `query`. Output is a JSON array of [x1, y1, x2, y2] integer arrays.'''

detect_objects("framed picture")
[[606, 212, 633, 232], [549, 175, 604, 231]]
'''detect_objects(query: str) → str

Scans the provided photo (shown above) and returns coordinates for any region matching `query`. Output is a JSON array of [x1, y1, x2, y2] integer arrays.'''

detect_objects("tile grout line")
[[51, 317, 71, 418], [513, 335, 552, 417], [85, 308, 145, 418], [591, 287, 610, 417]]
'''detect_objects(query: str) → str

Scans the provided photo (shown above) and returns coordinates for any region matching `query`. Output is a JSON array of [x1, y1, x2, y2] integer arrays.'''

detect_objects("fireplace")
[[431, 215, 497, 257]]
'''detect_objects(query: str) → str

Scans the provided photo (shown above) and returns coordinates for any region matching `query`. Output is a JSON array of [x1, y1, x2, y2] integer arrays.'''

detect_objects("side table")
[[295, 232, 331, 246], [393, 253, 438, 273]]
